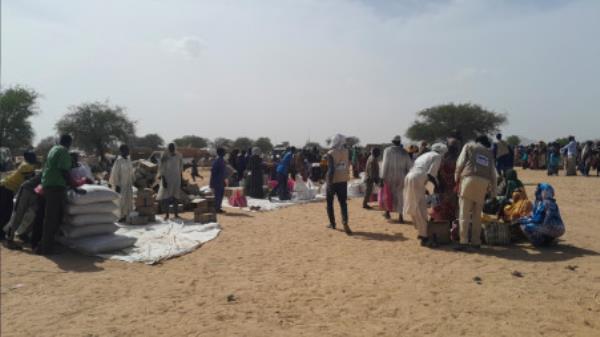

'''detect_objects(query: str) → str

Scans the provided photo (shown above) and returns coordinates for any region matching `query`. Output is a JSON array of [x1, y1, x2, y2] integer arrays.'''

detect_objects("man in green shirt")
[[33, 134, 73, 255]]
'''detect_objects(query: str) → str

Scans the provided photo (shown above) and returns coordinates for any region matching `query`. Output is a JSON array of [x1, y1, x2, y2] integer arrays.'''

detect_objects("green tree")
[[254, 137, 273, 153], [173, 135, 208, 148], [346, 136, 360, 147], [35, 136, 57, 156], [56, 101, 136, 159], [506, 135, 521, 147], [134, 133, 164, 149], [233, 137, 254, 151], [213, 137, 233, 151], [406, 103, 507, 143], [0, 86, 39, 150]]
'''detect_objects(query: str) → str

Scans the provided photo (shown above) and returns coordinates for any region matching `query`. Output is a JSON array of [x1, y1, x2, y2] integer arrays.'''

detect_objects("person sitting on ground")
[[497, 169, 523, 202], [362, 147, 381, 209], [502, 187, 532, 223], [0, 150, 37, 240], [519, 183, 565, 246]]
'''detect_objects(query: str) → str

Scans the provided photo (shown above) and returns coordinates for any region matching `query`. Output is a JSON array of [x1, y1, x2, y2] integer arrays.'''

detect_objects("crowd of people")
[[0, 130, 587, 256]]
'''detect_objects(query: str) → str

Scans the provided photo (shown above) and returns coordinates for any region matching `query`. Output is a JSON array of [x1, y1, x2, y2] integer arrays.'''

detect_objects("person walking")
[[362, 147, 381, 209], [157, 143, 183, 219], [110, 144, 134, 222], [380, 136, 413, 222], [210, 148, 227, 213], [326, 134, 352, 235], [35, 134, 73, 255], [455, 135, 497, 250], [403, 143, 447, 246]]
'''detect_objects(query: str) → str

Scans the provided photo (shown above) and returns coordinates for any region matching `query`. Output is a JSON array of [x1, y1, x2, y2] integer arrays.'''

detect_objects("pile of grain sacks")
[[59, 184, 136, 254]]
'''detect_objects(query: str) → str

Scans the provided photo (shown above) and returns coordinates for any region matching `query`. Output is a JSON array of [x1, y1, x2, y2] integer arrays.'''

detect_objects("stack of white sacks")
[[59, 184, 136, 254]]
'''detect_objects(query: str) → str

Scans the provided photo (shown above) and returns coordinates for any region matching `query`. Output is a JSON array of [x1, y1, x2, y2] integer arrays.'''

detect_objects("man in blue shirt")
[[270, 147, 296, 200]]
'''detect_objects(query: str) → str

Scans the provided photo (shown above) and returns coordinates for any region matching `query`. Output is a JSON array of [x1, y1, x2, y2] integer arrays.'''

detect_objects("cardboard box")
[[129, 215, 149, 226], [136, 206, 155, 216], [427, 221, 451, 244], [194, 210, 217, 224]]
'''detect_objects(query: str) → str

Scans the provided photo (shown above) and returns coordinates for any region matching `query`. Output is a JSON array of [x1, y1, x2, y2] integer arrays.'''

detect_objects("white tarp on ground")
[[223, 195, 326, 212], [98, 219, 221, 264]]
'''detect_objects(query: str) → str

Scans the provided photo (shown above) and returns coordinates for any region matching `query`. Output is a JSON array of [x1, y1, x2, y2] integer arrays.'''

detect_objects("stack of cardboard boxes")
[[129, 188, 157, 225], [193, 197, 217, 224]]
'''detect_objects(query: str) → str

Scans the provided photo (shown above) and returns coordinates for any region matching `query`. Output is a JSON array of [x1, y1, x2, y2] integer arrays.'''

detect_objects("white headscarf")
[[431, 143, 448, 155], [331, 134, 346, 150]]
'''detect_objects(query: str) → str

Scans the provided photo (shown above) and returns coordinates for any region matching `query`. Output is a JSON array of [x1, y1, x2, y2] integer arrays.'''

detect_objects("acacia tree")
[[213, 137, 233, 151], [233, 137, 254, 151], [35, 136, 57, 156], [506, 135, 521, 147], [254, 137, 273, 153], [406, 103, 507, 143], [133, 133, 164, 149], [0, 86, 39, 150], [56, 102, 135, 159], [173, 135, 208, 148]]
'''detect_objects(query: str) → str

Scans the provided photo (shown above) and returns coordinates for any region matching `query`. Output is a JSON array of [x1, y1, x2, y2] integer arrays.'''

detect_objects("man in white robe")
[[156, 143, 183, 219], [110, 145, 134, 222], [381, 135, 413, 222], [403, 143, 447, 246]]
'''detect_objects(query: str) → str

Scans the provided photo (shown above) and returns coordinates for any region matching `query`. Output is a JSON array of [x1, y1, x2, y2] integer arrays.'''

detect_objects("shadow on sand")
[[436, 241, 599, 263], [352, 231, 408, 242], [45, 249, 105, 272]]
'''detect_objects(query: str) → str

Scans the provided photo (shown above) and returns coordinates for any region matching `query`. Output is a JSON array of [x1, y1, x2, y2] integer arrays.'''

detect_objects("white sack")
[[66, 201, 118, 215], [68, 184, 120, 205], [61, 234, 137, 254], [60, 223, 118, 239], [66, 213, 119, 227]]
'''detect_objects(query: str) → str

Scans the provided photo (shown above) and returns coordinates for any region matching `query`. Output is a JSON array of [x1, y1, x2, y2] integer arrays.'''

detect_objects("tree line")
[[2, 85, 517, 160]]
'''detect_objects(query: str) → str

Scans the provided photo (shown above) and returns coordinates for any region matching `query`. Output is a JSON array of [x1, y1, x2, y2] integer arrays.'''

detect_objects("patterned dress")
[[519, 184, 565, 246]]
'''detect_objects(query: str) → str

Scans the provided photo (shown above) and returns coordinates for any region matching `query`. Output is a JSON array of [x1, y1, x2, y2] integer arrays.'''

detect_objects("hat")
[[392, 135, 402, 143]]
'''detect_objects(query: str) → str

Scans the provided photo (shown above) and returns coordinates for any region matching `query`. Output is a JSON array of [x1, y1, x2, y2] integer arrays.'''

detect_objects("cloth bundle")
[[59, 184, 136, 254], [228, 188, 248, 208]]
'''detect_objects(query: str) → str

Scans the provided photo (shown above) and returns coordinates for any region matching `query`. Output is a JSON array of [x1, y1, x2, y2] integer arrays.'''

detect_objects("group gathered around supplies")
[[1, 131, 598, 255]]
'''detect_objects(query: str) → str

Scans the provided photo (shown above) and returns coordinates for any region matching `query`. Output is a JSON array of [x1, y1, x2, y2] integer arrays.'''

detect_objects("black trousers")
[[0, 186, 15, 238], [37, 186, 66, 253], [362, 180, 374, 207], [327, 182, 348, 225]]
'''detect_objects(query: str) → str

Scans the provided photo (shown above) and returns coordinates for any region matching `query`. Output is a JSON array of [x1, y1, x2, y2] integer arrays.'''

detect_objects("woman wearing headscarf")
[[403, 143, 448, 246], [502, 187, 532, 222], [430, 139, 460, 222], [519, 183, 565, 246], [0, 151, 37, 239], [245, 147, 265, 199], [325, 134, 352, 235]]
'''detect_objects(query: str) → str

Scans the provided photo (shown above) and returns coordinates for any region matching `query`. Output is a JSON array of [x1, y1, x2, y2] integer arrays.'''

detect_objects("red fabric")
[[268, 180, 278, 190], [287, 178, 295, 191], [228, 189, 248, 207], [378, 184, 393, 212]]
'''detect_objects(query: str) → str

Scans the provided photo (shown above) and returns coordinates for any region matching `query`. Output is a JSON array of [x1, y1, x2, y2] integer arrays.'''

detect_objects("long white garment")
[[381, 146, 413, 212], [109, 156, 134, 219], [156, 152, 183, 201], [403, 151, 443, 236]]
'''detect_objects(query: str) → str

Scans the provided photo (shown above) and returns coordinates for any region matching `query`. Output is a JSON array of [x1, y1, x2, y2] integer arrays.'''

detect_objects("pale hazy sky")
[[2, 0, 599, 146]]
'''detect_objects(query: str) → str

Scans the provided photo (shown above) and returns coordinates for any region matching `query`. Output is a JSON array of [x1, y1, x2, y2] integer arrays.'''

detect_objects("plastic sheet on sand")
[[99, 219, 221, 264], [223, 195, 325, 212]]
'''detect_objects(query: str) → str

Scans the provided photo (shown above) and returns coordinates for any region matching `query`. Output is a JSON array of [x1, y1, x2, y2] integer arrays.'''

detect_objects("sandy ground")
[[1, 169, 599, 337]]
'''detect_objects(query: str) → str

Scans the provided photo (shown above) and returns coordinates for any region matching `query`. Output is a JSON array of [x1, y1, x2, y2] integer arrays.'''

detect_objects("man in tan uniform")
[[455, 135, 497, 250], [326, 134, 352, 235]]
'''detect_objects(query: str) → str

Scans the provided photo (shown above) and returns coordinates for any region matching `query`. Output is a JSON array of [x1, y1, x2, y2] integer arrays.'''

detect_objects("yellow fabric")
[[503, 189, 533, 222], [0, 162, 35, 192]]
